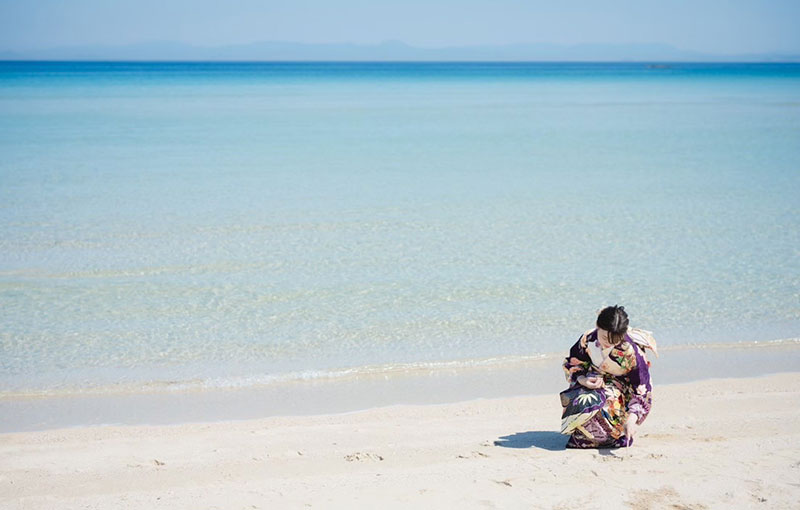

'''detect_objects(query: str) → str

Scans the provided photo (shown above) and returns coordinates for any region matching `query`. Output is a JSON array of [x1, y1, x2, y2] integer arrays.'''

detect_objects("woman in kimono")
[[560, 305, 654, 448]]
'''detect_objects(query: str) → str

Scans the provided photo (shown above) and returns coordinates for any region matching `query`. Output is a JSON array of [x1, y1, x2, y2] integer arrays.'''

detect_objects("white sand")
[[2, 372, 799, 509]]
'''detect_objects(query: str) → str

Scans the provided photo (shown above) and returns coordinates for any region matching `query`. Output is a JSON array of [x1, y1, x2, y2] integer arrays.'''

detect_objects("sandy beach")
[[2, 371, 798, 509]]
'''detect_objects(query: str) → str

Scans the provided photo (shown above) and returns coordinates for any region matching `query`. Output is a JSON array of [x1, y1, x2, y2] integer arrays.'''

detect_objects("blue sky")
[[1, 0, 799, 55]]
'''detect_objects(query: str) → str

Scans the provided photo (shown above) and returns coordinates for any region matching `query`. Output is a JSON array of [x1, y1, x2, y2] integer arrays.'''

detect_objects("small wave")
[[0, 353, 558, 399], [3, 337, 799, 399], [658, 337, 800, 351]]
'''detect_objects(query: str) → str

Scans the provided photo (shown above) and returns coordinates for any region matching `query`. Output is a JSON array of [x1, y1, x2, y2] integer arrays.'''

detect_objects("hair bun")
[[596, 305, 630, 345]]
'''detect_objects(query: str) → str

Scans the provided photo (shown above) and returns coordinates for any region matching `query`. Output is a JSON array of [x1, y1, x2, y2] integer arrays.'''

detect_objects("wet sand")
[[3, 341, 800, 433]]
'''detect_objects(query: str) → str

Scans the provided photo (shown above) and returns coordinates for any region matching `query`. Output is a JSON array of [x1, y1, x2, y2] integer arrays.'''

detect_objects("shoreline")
[[5, 337, 799, 399], [2, 372, 799, 509], [2, 339, 799, 433]]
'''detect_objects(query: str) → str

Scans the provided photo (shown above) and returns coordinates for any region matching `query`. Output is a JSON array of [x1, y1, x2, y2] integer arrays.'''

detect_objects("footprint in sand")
[[592, 453, 623, 462], [344, 452, 384, 462], [457, 451, 490, 459], [641, 433, 676, 441], [626, 486, 707, 510]]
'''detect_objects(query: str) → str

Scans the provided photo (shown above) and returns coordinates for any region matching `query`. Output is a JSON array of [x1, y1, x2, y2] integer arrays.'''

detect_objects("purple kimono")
[[560, 329, 653, 448]]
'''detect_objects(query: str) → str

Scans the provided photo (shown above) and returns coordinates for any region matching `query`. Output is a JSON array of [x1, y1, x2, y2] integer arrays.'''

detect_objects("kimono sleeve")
[[626, 342, 653, 425], [563, 334, 591, 385]]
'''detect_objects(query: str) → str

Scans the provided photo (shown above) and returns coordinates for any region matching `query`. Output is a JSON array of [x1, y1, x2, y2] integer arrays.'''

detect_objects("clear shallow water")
[[1, 62, 799, 395], [4, 343, 800, 432]]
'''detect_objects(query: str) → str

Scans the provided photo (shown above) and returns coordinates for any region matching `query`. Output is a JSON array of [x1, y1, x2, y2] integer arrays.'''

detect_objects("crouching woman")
[[560, 305, 655, 448]]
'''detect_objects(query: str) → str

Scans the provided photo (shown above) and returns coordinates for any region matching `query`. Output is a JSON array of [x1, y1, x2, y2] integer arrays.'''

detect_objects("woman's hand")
[[625, 413, 639, 446], [577, 374, 603, 389]]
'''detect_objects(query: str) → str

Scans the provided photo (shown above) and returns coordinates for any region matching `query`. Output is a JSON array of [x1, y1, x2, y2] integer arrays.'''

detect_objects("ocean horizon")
[[1, 61, 798, 401]]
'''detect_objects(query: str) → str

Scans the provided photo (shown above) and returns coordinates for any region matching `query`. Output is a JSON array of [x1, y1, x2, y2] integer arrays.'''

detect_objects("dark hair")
[[596, 305, 629, 345]]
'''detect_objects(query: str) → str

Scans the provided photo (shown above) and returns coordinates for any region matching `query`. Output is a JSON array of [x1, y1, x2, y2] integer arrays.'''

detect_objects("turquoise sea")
[[1, 62, 799, 401]]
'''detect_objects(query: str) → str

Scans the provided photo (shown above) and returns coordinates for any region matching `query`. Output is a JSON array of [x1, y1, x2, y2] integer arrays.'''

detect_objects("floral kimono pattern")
[[560, 329, 653, 448]]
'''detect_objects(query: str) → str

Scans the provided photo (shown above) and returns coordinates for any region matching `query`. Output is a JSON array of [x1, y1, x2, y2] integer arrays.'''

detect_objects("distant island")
[[2, 40, 799, 62]]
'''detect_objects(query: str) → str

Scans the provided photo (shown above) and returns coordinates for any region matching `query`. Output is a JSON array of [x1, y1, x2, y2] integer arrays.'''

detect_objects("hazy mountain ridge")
[[1, 40, 798, 62]]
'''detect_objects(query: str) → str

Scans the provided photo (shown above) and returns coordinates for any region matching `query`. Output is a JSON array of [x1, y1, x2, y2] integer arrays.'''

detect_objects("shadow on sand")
[[493, 431, 566, 451]]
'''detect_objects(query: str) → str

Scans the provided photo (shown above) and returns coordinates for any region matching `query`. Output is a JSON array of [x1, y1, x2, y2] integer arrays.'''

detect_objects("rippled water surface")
[[1, 62, 798, 394]]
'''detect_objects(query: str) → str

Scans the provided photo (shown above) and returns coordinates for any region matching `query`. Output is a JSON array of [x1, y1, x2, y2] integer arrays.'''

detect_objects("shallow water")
[[2, 341, 799, 432], [1, 62, 799, 396]]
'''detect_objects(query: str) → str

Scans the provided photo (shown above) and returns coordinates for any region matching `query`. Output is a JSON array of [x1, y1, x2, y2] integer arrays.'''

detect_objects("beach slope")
[[2, 373, 798, 509]]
